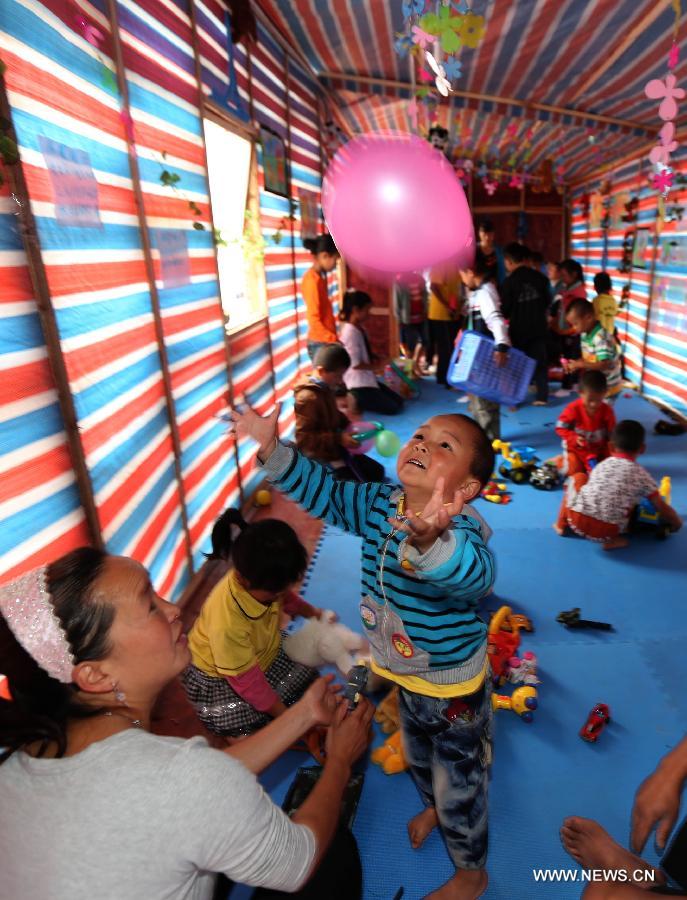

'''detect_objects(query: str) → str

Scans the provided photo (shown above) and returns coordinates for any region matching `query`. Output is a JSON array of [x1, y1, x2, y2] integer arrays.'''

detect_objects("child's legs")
[[467, 394, 501, 442], [565, 448, 588, 476], [556, 472, 588, 531], [399, 684, 492, 870]]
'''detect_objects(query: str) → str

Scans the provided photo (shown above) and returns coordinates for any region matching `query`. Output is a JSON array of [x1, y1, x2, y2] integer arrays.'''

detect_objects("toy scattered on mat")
[[481, 479, 511, 504], [557, 608, 613, 631], [492, 686, 538, 723], [347, 420, 401, 458], [529, 463, 561, 491], [253, 488, 272, 507], [492, 440, 540, 484], [631, 476, 673, 539], [580, 703, 611, 742], [447, 330, 536, 406], [343, 665, 369, 711], [506, 651, 540, 686], [384, 359, 420, 399], [655, 419, 685, 436], [487, 606, 535, 686], [371, 730, 407, 775], [371, 686, 408, 775], [283, 614, 384, 690]]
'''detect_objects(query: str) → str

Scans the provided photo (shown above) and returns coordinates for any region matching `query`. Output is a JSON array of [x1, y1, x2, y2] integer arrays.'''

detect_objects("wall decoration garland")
[[645, 2, 683, 197]]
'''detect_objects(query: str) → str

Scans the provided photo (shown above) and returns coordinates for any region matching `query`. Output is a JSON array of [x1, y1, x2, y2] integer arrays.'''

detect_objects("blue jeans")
[[399, 681, 492, 869]]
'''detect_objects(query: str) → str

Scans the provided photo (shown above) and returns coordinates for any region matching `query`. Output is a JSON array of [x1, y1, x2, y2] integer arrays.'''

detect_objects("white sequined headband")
[[0, 567, 75, 683]]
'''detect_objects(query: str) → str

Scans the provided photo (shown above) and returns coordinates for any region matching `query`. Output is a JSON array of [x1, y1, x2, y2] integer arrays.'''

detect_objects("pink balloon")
[[322, 132, 474, 283]]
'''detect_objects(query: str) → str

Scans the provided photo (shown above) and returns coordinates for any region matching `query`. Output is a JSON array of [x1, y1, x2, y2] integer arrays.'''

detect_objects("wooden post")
[[188, 0, 244, 503], [106, 0, 194, 572], [638, 214, 661, 393], [0, 75, 104, 550], [283, 57, 303, 370]]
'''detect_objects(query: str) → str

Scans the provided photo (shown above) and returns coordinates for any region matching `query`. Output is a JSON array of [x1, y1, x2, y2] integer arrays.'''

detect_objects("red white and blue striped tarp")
[[570, 151, 687, 419]]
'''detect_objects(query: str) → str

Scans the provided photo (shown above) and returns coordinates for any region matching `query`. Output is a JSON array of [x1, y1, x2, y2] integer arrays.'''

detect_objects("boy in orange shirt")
[[302, 234, 340, 361]]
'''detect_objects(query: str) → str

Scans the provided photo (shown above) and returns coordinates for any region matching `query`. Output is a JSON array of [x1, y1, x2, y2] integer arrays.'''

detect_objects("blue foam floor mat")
[[232, 382, 687, 900]]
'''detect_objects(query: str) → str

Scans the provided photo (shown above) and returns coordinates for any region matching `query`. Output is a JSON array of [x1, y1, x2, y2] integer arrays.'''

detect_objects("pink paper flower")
[[484, 179, 498, 196], [645, 73, 685, 121], [509, 174, 523, 189], [411, 26, 434, 49]]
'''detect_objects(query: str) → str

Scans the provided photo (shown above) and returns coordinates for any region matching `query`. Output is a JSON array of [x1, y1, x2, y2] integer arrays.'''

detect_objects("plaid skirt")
[[181, 646, 318, 737]]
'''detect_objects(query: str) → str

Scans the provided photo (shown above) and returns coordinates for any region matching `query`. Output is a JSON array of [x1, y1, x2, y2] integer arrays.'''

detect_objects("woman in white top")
[[0, 548, 373, 900], [338, 290, 404, 416]]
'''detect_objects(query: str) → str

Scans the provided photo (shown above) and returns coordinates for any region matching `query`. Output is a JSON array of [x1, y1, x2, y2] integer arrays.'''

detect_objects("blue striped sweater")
[[263, 443, 495, 689]]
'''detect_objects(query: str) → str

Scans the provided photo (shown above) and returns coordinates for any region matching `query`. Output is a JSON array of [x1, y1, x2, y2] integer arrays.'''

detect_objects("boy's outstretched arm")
[[227, 401, 383, 538]]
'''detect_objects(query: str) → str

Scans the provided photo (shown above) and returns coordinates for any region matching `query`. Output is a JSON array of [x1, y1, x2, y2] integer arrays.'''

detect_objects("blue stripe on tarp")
[[88, 412, 171, 494], [126, 81, 202, 137], [71, 351, 164, 420], [0, 485, 85, 555]]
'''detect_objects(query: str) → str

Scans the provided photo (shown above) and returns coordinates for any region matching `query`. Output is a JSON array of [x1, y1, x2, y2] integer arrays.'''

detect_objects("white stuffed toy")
[[283, 612, 384, 690]]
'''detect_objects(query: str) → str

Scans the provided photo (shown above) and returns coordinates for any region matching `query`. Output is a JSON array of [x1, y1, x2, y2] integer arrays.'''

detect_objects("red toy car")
[[580, 703, 611, 742]]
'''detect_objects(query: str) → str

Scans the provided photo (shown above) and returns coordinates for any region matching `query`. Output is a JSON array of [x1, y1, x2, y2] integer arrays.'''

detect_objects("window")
[[204, 117, 267, 331]]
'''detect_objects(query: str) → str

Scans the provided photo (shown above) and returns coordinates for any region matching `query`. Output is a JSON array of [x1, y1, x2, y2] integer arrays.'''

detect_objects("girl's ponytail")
[[206, 508, 248, 562]]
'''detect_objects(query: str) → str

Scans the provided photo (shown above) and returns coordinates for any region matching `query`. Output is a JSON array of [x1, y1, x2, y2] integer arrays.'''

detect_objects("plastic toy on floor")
[[631, 476, 673, 539], [481, 479, 511, 504], [557, 607, 613, 631], [371, 686, 409, 775], [487, 605, 535, 685], [529, 463, 561, 491], [492, 686, 538, 722], [506, 651, 540, 686], [580, 703, 611, 742], [492, 440, 540, 484]]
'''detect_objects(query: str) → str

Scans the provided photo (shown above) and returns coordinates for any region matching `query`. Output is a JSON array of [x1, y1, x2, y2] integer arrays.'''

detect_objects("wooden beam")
[[107, 0, 195, 573], [567, 0, 673, 105], [319, 71, 656, 135], [0, 75, 104, 550]]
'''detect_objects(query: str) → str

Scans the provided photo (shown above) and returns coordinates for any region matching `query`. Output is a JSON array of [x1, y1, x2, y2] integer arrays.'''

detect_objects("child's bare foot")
[[424, 868, 488, 899], [560, 817, 663, 887], [602, 536, 629, 551], [408, 806, 439, 849]]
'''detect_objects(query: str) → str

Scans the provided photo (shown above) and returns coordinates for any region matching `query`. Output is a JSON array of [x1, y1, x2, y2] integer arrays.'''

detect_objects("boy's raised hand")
[[389, 477, 465, 553], [226, 397, 281, 458]]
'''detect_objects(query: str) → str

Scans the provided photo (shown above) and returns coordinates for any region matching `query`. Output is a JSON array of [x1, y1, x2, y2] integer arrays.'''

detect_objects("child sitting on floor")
[[229, 402, 495, 900], [183, 510, 325, 737], [564, 298, 623, 399], [294, 343, 385, 483], [554, 370, 615, 475], [554, 420, 682, 550]]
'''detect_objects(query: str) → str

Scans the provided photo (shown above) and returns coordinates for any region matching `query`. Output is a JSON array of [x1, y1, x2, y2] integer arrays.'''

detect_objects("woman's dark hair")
[[205, 508, 247, 561], [0, 547, 112, 762], [313, 343, 351, 372], [232, 519, 308, 592], [339, 289, 373, 322], [612, 420, 645, 454], [303, 234, 338, 256], [477, 219, 494, 234], [560, 258, 584, 282], [594, 271, 612, 294]]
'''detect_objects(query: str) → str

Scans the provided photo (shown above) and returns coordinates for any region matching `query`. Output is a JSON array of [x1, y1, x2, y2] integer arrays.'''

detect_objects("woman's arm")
[[224, 676, 340, 774]]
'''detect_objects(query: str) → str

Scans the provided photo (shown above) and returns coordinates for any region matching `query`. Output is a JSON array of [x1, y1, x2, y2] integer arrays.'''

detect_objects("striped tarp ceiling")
[[257, 0, 685, 182]]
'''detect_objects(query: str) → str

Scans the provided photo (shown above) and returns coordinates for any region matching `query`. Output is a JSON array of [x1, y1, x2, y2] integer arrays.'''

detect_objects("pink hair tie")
[[0, 567, 75, 683]]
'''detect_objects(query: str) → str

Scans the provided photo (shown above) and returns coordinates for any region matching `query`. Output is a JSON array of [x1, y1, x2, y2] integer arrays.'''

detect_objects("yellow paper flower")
[[460, 12, 486, 49]]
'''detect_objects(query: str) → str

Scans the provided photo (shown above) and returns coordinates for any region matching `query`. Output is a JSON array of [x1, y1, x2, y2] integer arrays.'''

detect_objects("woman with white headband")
[[0, 548, 373, 899]]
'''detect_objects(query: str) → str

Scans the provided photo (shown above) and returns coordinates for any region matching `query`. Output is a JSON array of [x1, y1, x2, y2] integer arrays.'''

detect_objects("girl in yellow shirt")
[[183, 510, 324, 737]]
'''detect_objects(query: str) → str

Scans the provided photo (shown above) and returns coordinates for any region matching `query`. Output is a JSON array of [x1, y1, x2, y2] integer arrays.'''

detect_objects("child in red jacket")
[[554, 370, 615, 476]]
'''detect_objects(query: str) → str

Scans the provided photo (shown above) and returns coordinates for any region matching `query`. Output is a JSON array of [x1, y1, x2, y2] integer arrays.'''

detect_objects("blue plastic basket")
[[447, 330, 536, 405]]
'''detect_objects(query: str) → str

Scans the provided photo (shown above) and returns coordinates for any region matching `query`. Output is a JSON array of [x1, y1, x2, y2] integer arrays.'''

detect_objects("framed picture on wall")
[[298, 188, 319, 239], [632, 227, 651, 269], [259, 126, 288, 197]]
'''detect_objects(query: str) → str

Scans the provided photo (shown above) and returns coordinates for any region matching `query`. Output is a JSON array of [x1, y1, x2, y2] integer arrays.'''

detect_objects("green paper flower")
[[419, 7, 462, 54]]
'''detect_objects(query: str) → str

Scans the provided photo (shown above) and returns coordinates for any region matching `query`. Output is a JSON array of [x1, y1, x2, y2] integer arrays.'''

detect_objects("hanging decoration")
[[396, 1, 488, 133], [645, 3, 683, 197]]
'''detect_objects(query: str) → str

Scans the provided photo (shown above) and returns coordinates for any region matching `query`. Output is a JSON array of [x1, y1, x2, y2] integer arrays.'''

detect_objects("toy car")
[[529, 462, 561, 491], [580, 703, 611, 742], [630, 476, 672, 539], [343, 664, 369, 711], [493, 440, 539, 484]]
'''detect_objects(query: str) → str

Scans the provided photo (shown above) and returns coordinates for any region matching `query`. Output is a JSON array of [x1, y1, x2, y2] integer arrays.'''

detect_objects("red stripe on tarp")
[[0, 443, 75, 504], [0, 520, 91, 584], [1, 360, 56, 405], [80, 379, 167, 457]]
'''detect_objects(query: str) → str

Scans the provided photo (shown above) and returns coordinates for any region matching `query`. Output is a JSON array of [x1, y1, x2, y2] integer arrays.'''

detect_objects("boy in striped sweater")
[[230, 403, 496, 900]]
